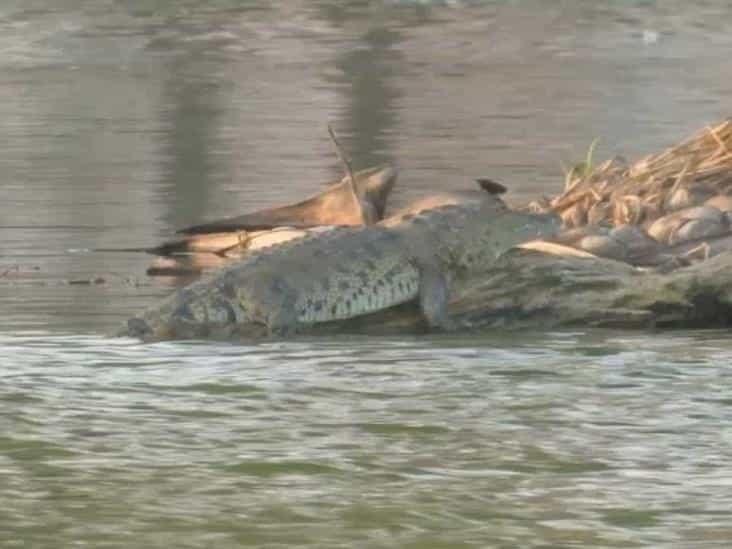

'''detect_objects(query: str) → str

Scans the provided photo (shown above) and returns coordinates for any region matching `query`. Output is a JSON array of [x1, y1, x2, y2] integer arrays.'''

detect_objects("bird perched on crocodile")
[[123, 182, 559, 341]]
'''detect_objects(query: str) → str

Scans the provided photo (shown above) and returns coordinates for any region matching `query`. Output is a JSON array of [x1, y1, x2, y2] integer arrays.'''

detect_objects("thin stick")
[[707, 125, 731, 156], [327, 124, 365, 223]]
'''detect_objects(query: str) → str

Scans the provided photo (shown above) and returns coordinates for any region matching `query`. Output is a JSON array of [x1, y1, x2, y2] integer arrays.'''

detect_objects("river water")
[[1, 1, 731, 547]]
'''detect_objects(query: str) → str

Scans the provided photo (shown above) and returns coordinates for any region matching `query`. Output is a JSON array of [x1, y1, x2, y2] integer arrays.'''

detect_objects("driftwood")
[[450, 249, 732, 330]]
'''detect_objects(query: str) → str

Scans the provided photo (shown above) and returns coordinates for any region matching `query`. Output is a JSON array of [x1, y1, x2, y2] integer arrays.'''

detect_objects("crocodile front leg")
[[249, 275, 300, 336], [265, 304, 299, 336], [416, 262, 455, 331]]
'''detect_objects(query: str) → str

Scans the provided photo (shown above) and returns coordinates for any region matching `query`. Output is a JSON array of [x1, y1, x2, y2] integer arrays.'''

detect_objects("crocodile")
[[144, 165, 398, 277], [123, 186, 560, 340], [174, 164, 397, 237]]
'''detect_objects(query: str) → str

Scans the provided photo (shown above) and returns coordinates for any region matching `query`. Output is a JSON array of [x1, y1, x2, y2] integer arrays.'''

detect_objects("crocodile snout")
[[125, 317, 153, 339]]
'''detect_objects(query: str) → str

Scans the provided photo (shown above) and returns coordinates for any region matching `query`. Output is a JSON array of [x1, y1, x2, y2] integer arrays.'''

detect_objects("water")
[[3, 331, 732, 547], [1, 1, 732, 547]]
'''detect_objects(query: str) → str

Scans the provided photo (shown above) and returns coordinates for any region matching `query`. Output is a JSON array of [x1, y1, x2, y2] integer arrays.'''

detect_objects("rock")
[[646, 206, 726, 244]]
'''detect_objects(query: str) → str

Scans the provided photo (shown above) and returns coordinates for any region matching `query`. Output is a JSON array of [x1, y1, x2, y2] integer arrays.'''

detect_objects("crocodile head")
[[352, 164, 398, 221], [122, 287, 256, 341], [176, 164, 399, 236]]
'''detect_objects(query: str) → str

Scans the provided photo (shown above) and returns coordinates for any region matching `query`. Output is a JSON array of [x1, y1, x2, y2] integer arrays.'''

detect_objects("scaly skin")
[[124, 190, 560, 340]]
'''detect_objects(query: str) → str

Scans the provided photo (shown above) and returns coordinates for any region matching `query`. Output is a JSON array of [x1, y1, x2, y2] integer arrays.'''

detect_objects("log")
[[449, 250, 732, 330]]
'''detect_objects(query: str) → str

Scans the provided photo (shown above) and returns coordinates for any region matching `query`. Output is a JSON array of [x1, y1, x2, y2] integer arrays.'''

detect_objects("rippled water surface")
[[2, 1, 732, 547], [4, 331, 732, 548]]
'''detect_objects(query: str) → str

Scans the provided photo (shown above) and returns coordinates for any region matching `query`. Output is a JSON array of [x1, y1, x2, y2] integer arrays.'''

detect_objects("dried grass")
[[548, 119, 732, 228]]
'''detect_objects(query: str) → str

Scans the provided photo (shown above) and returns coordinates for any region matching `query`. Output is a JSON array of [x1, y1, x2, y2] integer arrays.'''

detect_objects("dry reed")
[[547, 119, 732, 228]]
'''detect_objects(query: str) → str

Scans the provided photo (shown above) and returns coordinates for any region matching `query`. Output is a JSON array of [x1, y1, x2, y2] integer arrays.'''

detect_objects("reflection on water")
[[158, 54, 225, 229], [2, 0, 732, 547]]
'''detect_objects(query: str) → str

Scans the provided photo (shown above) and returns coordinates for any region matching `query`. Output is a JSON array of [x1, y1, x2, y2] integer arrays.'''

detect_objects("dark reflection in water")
[[2, 2, 732, 547], [329, 11, 402, 169], [159, 56, 226, 228]]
